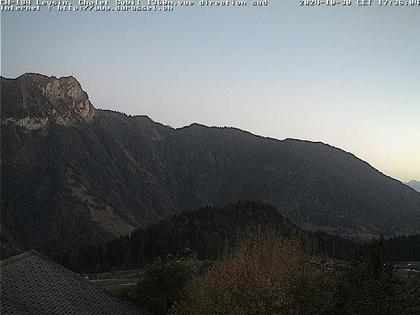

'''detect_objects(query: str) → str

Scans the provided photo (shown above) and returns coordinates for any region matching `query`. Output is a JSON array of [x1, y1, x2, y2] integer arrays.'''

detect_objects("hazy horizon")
[[1, 3, 419, 182]]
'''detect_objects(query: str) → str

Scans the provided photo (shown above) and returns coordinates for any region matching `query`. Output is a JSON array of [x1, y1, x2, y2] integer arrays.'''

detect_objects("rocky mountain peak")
[[1, 73, 95, 130]]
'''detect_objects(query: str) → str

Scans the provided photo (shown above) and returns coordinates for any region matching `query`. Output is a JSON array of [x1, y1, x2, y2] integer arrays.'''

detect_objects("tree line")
[[59, 201, 366, 273]]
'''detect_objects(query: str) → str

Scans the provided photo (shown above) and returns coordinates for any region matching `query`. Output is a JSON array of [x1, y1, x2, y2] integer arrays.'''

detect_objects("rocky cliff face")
[[2, 73, 420, 258], [1, 73, 94, 130]]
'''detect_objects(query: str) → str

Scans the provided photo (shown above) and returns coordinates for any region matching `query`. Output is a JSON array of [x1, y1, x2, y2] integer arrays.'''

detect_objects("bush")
[[170, 233, 336, 315]]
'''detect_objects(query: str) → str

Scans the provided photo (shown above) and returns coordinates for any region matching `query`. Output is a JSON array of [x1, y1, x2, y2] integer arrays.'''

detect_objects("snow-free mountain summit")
[[2, 73, 420, 257]]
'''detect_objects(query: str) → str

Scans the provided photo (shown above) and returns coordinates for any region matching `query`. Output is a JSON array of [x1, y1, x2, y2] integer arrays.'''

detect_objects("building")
[[0, 250, 142, 314]]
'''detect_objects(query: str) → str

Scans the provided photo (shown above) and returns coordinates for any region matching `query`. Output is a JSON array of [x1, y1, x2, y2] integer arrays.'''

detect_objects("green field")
[[87, 268, 145, 294]]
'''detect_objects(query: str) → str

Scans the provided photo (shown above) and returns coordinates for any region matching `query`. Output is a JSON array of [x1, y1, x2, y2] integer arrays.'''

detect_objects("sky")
[[1, 2, 419, 182]]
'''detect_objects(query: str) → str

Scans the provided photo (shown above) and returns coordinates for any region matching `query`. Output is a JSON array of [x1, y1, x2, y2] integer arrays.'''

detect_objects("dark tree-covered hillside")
[[62, 201, 359, 272], [3, 73, 420, 259]]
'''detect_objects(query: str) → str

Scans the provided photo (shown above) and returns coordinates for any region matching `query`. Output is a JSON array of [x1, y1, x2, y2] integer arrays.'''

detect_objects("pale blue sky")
[[1, 3, 419, 181]]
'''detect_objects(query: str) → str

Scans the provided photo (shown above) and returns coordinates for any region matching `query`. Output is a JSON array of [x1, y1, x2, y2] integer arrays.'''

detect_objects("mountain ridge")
[[2, 73, 420, 258], [406, 180, 420, 193]]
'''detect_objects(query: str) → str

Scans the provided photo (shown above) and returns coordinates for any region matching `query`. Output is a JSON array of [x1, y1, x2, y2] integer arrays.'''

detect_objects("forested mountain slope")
[[2, 73, 420, 257], [63, 201, 357, 272]]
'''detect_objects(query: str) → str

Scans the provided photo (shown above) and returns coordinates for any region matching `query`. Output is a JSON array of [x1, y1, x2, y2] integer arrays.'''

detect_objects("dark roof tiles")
[[1, 250, 141, 315]]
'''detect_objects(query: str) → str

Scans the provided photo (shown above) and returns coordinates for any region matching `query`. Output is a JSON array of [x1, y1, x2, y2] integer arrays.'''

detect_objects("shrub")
[[170, 232, 336, 315]]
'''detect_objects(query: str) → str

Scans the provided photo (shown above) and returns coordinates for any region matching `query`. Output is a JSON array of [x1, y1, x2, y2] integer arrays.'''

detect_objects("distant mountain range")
[[2, 73, 420, 258], [406, 180, 420, 193]]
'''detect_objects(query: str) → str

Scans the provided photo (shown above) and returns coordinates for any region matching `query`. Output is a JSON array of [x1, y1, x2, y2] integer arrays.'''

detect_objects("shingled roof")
[[0, 250, 141, 314]]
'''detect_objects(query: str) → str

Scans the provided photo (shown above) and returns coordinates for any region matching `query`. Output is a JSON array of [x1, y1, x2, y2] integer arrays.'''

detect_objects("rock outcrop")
[[2, 73, 420, 259], [1, 73, 94, 130]]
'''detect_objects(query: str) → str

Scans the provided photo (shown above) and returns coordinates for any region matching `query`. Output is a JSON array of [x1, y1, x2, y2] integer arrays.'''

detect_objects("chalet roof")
[[0, 250, 141, 315]]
